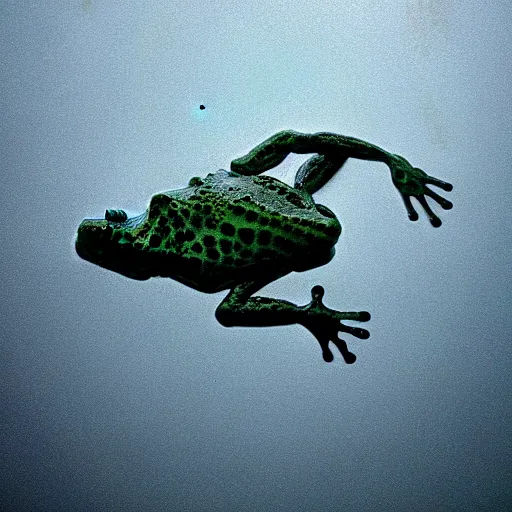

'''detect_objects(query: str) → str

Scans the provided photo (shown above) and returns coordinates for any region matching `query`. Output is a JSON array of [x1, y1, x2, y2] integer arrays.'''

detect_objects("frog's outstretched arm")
[[216, 280, 370, 364], [232, 130, 453, 227]]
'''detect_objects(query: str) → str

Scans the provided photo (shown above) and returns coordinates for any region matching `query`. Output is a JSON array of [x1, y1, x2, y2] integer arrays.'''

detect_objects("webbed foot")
[[302, 286, 370, 363], [388, 154, 453, 227]]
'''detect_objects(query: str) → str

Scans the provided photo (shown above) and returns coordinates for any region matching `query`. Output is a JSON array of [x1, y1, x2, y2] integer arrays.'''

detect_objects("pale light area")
[[1, 1, 511, 511]]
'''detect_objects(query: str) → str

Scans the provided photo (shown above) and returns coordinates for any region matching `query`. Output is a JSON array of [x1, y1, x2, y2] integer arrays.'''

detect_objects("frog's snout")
[[75, 220, 112, 262], [76, 217, 150, 281]]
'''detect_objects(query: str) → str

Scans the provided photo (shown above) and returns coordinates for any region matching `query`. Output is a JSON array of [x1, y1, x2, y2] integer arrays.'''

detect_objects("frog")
[[75, 130, 453, 363]]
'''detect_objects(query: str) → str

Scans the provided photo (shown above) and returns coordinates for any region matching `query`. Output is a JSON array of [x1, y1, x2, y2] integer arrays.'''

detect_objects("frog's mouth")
[[75, 214, 150, 280]]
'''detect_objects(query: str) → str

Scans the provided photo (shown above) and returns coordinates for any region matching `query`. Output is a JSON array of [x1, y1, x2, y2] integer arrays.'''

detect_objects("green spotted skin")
[[76, 129, 452, 363], [83, 169, 341, 291]]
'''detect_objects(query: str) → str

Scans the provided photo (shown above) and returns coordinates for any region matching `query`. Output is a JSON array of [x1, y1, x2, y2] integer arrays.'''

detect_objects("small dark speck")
[[199, 105, 205, 110]]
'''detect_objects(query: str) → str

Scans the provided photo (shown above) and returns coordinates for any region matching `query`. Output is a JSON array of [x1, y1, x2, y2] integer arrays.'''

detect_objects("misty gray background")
[[1, 1, 511, 511]]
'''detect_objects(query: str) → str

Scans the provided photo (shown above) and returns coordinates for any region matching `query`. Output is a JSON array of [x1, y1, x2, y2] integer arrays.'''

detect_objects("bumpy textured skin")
[[76, 130, 453, 363]]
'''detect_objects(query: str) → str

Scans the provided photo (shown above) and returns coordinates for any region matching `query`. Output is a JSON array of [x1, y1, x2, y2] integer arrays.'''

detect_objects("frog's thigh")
[[294, 154, 349, 195]]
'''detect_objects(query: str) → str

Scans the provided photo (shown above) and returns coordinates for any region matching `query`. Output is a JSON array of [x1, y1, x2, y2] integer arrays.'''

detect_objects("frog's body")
[[76, 170, 340, 291], [76, 130, 453, 363]]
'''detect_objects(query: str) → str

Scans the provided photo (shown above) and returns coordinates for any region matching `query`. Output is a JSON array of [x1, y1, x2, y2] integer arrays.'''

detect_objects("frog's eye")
[[188, 176, 204, 187], [105, 209, 128, 222]]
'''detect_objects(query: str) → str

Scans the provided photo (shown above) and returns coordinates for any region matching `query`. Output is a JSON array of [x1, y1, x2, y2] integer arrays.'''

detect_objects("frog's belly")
[[157, 256, 287, 293], [154, 247, 333, 293]]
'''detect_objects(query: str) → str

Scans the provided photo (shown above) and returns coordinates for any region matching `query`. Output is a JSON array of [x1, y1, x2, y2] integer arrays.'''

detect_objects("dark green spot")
[[220, 222, 235, 236], [238, 228, 254, 245], [149, 234, 162, 248], [220, 239, 232, 254], [245, 210, 258, 222], [172, 216, 185, 229], [192, 243, 203, 253], [203, 235, 216, 247]]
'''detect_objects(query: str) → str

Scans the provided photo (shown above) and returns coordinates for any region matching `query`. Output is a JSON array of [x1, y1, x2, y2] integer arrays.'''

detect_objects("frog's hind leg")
[[293, 153, 349, 195], [231, 130, 347, 180], [231, 129, 392, 182], [215, 280, 371, 364]]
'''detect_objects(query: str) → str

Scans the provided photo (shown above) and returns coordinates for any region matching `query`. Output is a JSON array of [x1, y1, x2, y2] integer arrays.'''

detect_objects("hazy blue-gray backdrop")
[[2, 1, 511, 511]]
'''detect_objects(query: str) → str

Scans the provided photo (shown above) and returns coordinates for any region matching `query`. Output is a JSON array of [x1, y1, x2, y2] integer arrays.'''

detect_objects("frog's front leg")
[[215, 281, 370, 363]]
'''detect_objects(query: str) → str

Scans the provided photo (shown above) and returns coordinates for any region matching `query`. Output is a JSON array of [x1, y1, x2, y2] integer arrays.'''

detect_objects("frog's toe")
[[359, 311, 371, 321], [322, 345, 334, 363], [310, 285, 325, 303], [330, 337, 357, 364], [318, 334, 357, 364], [340, 325, 370, 339]]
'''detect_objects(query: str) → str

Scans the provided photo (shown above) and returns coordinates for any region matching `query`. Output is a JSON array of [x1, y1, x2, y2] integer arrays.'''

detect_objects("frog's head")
[[75, 209, 150, 280]]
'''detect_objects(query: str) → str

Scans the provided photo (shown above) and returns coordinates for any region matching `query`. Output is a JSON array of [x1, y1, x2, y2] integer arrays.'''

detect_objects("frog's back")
[[139, 169, 341, 291]]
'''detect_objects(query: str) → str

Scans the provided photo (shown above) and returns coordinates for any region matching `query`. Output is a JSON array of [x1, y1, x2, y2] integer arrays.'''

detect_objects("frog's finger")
[[424, 187, 453, 210], [338, 323, 370, 339], [319, 338, 334, 362], [402, 194, 419, 221], [336, 310, 371, 322], [425, 176, 453, 192], [331, 337, 357, 364], [310, 328, 334, 362], [417, 195, 442, 227]]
